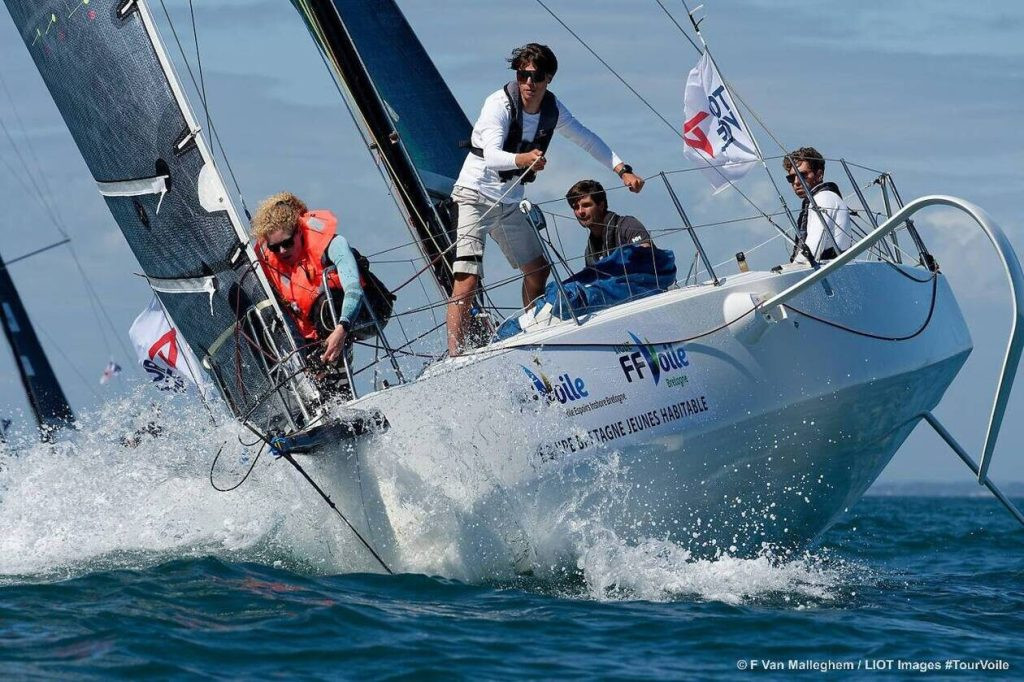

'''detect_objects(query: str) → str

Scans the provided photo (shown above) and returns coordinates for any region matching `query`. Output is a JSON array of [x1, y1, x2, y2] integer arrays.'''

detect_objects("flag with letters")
[[682, 52, 759, 193], [129, 296, 210, 395]]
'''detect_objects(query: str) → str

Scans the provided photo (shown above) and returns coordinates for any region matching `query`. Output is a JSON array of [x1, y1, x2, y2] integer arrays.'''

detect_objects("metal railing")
[[757, 195, 1024, 527]]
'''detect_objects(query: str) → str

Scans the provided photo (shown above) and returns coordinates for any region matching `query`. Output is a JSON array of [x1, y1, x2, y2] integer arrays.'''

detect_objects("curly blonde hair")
[[250, 192, 308, 241]]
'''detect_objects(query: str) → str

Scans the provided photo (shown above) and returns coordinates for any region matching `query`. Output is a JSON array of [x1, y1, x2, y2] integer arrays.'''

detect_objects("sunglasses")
[[516, 69, 547, 84], [785, 168, 817, 184], [266, 233, 296, 253]]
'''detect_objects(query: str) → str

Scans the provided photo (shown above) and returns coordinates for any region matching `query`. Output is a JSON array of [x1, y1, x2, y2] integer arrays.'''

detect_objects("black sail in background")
[[292, 0, 473, 295], [3, 1, 314, 430], [0, 251, 74, 433]]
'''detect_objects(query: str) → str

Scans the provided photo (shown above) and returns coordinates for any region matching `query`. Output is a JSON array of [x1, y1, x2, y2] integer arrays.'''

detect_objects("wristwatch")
[[616, 164, 633, 178]]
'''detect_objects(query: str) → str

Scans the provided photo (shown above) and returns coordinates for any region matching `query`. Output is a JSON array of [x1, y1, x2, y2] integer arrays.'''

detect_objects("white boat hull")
[[300, 262, 971, 572]]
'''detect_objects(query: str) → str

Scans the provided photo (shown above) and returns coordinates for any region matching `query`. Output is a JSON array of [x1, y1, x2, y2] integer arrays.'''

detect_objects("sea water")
[[1, 391, 1021, 679]]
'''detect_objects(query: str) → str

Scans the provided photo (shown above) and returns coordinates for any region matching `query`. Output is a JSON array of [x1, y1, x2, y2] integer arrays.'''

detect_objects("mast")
[[0, 250, 74, 434], [292, 0, 473, 296]]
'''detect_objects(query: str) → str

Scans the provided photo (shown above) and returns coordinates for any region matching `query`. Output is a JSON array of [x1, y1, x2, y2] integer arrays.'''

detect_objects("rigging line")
[[187, 0, 212, 149], [218, 384, 392, 574], [655, 0, 702, 53], [414, 262, 440, 330], [209, 440, 266, 492], [67, 248, 135, 363], [535, 0, 681, 139], [708, 232, 785, 270], [156, 0, 248, 208], [543, 205, 790, 233], [655, 0, 792, 160], [0, 76, 131, 363], [278, 451, 394, 575], [654, 1, 801, 242], [386, 161, 542, 296], [0, 72, 70, 236], [535, 0, 790, 241], [0, 124, 128, 361], [35, 323, 102, 400], [363, 163, 774, 261], [78, 266, 114, 355], [844, 160, 888, 176], [390, 265, 547, 320], [0, 115, 68, 236], [370, 319, 447, 363], [302, 18, 440, 267], [1, 238, 70, 268], [350, 323, 448, 376], [537, 2, 797, 244]]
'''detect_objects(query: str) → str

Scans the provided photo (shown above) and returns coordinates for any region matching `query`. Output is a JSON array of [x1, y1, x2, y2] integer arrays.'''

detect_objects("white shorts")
[[451, 186, 545, 277]]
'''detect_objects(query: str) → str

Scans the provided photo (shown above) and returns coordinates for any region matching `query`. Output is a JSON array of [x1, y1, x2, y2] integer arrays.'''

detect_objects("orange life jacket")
[[257, 210, 342, 340]]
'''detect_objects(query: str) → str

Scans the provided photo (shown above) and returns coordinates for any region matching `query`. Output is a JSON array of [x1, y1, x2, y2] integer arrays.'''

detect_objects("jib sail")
[[0, 249, 74, 433], [3, 0, 316, 430], [291, 0, 473, 295]]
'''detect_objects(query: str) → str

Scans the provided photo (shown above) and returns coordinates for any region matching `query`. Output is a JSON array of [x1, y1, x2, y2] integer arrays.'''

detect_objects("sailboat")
[[0, 247, 74, 439], [4, 0, 1021, 573]]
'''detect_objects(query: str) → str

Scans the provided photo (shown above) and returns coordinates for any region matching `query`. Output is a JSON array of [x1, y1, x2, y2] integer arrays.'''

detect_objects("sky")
[[1, 0, 1022, 484]]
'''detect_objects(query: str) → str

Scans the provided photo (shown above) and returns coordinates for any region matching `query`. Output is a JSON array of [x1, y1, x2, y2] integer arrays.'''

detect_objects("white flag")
[[129, 296, 210, 395], [682, 52, 759, 194]]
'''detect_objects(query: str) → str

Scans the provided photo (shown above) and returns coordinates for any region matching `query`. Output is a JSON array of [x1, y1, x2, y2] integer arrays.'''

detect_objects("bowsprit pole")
[[275, 448, 394, 575]]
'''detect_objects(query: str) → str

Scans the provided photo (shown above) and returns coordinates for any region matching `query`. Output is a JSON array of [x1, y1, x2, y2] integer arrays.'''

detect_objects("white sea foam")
[[574, 530, 846, 604], [0, 388, 338, 580], [0, 384, 856, 605]]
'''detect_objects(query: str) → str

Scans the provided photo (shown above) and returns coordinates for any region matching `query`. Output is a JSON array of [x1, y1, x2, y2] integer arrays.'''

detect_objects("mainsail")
[[3, 1, 315, 430], [292, 0, 473, 295], [0, 249, 74, 433]]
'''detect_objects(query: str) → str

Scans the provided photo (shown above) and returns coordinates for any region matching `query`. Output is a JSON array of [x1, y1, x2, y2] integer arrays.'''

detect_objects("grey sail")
[[0, 250, 74, 434], [3, 0, 315, 430], [292, 0, 473, 295]]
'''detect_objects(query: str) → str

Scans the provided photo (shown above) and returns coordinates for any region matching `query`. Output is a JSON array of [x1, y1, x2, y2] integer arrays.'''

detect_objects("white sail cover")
[[682, 52, 759, 193]]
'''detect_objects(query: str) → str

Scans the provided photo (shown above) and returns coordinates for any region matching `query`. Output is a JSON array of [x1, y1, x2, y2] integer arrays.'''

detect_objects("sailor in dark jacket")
[[566, 179, 652, 267]]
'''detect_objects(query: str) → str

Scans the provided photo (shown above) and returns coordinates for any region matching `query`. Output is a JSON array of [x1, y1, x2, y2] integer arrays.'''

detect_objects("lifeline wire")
[[508, 270, 939, 351]]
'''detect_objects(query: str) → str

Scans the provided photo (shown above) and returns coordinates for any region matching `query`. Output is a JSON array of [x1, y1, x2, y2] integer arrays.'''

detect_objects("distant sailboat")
[[0, 248, 74, 436]]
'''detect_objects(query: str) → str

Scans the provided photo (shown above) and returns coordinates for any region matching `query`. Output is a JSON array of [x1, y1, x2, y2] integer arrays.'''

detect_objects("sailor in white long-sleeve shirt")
[[783, 146, 853, 264], [446, 43, 645, 355]]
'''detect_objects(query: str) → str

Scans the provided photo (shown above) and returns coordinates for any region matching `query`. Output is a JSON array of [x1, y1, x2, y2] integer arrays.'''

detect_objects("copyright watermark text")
[[735, 658, 1010, 672]]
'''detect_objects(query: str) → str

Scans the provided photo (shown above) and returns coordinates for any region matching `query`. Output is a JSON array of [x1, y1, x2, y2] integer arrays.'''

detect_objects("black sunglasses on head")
[[266, 233, 296, 253], [516, 68, 547, 83]]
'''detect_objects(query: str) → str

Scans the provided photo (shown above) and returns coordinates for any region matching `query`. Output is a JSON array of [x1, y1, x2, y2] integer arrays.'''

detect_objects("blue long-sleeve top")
[[326, 235, 364, 326]]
